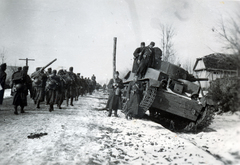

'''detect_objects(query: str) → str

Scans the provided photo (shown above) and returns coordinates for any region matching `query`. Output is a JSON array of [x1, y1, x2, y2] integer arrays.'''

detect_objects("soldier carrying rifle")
[[31, 59, 57, 108], [45, 70, 60, 112]]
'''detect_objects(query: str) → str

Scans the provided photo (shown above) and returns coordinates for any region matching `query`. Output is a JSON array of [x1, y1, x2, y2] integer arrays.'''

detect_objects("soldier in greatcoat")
[[45, 70, 60, 112], [80, 76, 86, 96], [106, 71, 124, 117], [56, 69, 67, 109], [31, 67, 47, 108], [45, 67, 52, 105], [75, 73, 82, 101], [124, 76, 143, 119], [0, 63, 7, 105], [12, 66, 32, 115], [132, 42, 145, 73], [91, 74, 97, 91], [66, 67, 77, 106]]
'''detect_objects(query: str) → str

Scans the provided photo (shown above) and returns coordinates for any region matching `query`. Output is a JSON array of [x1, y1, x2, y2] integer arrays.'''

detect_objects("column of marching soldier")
[[4, 65, 97, 115]]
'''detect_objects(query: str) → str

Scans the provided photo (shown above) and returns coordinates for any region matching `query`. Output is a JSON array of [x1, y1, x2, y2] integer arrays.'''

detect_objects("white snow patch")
[[3, 89, 11, 98]]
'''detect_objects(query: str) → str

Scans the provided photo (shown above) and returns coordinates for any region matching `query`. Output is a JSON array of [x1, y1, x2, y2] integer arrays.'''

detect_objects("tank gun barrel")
[[189, 78, 208, 82]]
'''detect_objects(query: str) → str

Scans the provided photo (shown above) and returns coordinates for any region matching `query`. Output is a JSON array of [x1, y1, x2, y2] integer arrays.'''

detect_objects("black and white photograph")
[[0, 0, 239, 164]]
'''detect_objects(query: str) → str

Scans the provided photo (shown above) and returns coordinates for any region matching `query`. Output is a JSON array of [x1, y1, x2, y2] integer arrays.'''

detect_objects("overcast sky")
[[0, 0, 239, 84]]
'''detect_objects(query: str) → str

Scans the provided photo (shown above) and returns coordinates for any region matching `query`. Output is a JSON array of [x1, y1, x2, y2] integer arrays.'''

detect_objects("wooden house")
[[193, 53, 238, 89]]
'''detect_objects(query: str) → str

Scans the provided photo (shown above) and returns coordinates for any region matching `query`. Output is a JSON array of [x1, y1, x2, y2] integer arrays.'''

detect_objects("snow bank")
[[179, 112, 240, 165]]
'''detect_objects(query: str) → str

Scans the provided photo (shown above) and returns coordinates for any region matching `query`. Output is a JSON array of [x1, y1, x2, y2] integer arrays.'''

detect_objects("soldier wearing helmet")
[[31, 67, 47, 108], [45, 67, 52, 105], [45, 70, 60, 112], [65, 67, 77, 106], [12, 66, 32, 115]]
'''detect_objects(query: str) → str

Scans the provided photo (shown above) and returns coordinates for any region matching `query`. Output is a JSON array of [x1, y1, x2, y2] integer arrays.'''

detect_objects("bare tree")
[[160, 24, 177, 63], [0, 47, 7, 63], [182, 59, 193, 74], [214, 14, 240, 54], [213, 13, 240, 76]]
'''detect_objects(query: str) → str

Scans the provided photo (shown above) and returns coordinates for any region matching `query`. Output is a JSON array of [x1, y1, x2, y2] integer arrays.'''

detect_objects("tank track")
[[139, 86, 157, 117], [195, 105, 215, 129], [183, 105, 215, 132]]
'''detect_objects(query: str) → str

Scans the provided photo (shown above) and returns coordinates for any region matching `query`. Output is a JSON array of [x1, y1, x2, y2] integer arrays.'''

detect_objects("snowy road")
[[0, 91, 239, 165]]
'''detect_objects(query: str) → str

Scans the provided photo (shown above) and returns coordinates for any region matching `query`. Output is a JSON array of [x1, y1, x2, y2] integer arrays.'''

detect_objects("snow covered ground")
[[3, 89, 11, 98], [0, 90, 239, 165]]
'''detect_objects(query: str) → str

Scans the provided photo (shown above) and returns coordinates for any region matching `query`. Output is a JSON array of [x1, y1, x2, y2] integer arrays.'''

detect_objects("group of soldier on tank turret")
[[8, 65, 97, 115]]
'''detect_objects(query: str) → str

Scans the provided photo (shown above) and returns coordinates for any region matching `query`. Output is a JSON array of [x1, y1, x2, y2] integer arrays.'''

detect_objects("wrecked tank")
[[122, 48, 215, 132]]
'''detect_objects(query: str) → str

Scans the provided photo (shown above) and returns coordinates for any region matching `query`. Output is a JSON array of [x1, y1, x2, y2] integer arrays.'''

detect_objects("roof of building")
[[193, 53, 238, 71]]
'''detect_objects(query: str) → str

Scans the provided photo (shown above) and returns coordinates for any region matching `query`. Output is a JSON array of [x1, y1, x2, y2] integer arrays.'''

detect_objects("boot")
[[14, 106, 18, 115], [49, 104, 54, 112], [20, 106, 25, 113], [58, 104, 62, 109], [70, 98, 74, 106], [128, 113, 132, 120], [114, 110, 118, 117], [66, 99, 69, 106], [108, 109, 112, 117], [36, 101, 40, 109]]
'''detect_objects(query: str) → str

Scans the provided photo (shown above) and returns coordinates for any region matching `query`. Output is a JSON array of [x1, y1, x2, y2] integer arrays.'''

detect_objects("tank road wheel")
[[196, 105, 215, 130], [138, 82, 157, 118]]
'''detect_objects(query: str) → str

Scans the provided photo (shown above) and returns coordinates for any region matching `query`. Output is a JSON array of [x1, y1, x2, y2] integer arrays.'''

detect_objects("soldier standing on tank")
[[132, 42, 145, 73], [106, 71, 124, 117], [31, 67, 47, 108], [0, 63, 7, 106], [12, 66, 32, 115], [136, 42, 155, 78], [45, 67, 52, 105], [45, 70, 60, 112]]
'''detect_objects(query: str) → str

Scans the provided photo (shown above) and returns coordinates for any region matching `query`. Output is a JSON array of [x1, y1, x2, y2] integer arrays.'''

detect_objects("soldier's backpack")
[[46, 78, 58, 90]]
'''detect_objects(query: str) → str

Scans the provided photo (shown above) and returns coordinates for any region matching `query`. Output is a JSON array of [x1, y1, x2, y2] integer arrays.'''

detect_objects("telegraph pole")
[[113, 37, 117, 78], [19, 58, 35, 66]]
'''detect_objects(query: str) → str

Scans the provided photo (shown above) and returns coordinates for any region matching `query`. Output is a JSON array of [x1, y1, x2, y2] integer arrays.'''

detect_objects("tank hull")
[[151, 89, 202, 121]]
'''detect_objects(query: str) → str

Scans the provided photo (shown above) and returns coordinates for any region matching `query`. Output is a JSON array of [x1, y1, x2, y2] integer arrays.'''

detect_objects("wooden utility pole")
[[113, 37, 117, 78], [19, 58, 35, 66]]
